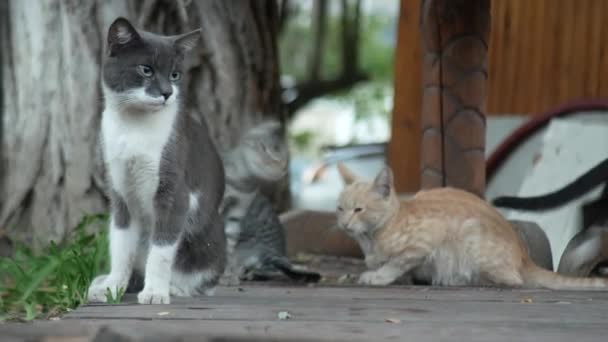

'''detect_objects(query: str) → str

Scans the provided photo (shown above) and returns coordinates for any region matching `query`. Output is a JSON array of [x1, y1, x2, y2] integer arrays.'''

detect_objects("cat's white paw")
[[87, 274, 125, 303], [138, 288, 171, 304], [364, 255, 383, 269], [358, 270, 394, 286]]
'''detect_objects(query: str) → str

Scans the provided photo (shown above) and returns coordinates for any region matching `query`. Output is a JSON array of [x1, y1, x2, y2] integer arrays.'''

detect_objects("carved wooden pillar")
[[420, 0, 490, 197]]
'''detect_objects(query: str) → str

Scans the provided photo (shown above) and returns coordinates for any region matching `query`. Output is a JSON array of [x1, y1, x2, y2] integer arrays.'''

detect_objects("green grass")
[[104, 286, 125, 304], [0, 214, 110, 321]]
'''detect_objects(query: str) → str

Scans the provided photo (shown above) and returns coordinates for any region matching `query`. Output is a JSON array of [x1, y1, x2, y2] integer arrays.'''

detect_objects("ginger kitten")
[[335, 163, 608, 290]]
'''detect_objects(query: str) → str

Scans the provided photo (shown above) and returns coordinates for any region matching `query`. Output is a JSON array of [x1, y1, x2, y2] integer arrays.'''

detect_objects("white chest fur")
[[101, 101, 178, 217]]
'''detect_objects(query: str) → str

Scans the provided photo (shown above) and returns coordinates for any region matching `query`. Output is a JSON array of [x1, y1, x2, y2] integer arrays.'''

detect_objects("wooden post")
[[388, 0, 422, 194], [419, 0, 490, 197]]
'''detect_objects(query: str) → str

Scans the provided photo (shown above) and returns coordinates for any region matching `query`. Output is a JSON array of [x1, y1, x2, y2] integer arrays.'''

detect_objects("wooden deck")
[[2, 284, 608, 342]]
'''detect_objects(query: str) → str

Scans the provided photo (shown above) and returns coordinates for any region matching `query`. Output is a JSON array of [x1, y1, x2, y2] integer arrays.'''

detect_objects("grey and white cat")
[[220, 122, 320, 283], [87, 17, 226, 305]]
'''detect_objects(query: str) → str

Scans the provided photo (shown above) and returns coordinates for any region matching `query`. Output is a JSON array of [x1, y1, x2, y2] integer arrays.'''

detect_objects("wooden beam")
[[419, 0, 490, 197], [388, 0, 422, 193]]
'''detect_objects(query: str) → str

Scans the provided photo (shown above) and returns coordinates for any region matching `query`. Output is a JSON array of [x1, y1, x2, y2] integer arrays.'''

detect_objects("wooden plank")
[[3, 319, 608, 342], [3, 286, 608, 341], [585, 0, 602, 97], [63, 286, 608, 323], [399, 0, 608, 117], [485, 0, 607, 115], [528, 0, 546, 114], [557, 0, 575, 103], [487, 0, 509, 113], [502, 0, 520, 113], [540, 0, 561, 112], [387, 0, 422, 193], [598, 0, 608, 96]]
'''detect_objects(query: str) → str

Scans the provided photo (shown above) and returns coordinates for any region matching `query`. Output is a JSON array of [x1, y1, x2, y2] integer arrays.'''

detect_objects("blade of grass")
[[18, 258, 61, 303]]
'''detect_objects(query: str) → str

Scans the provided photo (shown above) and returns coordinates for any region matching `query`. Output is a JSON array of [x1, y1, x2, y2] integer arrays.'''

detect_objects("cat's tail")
[[268, 256, 322, 283], [522, 262, 608, 291]]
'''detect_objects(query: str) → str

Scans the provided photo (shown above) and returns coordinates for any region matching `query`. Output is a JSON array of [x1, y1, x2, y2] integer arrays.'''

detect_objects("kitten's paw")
[[87, 275, 125, 303], [365, 255, 383, 269], [358, 270, 394, 286], [137, 288, 170, 304]]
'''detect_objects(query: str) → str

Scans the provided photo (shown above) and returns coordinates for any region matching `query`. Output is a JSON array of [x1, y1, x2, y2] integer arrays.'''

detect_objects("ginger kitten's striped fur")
[[336, 163, 608, 290]]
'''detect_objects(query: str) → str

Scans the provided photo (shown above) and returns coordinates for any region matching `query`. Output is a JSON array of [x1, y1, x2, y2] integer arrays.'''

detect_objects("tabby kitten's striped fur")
[[336, 163, 608, 290], [236, 193, 320, 282], [220, 121, 320, 283]]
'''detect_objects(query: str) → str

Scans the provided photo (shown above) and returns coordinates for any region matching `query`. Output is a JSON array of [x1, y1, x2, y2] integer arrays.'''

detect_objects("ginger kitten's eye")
[[354, 207, 362, 213], [137, 65, 154, 77], [170, 71, 182, 81]]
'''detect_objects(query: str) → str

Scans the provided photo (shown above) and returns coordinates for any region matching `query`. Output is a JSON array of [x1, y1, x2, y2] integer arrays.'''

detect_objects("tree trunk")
[[308, 0, 327, 81], [341, 0, 361, 76], [0, 0, 283, 248], [419, 0, 490, 197]]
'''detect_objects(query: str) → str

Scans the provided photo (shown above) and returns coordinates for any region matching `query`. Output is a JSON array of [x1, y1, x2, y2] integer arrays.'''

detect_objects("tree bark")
[[341, 0, 362, 76], [419, 0, 490, 197], [0, 0, 283, 248]]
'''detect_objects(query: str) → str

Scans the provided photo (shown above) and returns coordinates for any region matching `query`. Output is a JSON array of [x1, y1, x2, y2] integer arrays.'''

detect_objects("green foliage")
[[289, 130, 316, 152], [359, 15, 395, 81], [351, 81, 391, 122], [279, 9, 396, 82], [0, 214, 109, 321], [104, 286, 125, 304]]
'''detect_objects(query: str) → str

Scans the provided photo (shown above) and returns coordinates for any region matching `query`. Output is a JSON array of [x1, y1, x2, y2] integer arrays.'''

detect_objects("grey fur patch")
[[111, 191, 130, 228]]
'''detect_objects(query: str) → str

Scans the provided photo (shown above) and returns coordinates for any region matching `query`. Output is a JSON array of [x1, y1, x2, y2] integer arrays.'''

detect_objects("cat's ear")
[[337, 162, 358, 185], [107, 17, 140, 56], [174, 29, 202, 53], [372, 166, 394, 198]]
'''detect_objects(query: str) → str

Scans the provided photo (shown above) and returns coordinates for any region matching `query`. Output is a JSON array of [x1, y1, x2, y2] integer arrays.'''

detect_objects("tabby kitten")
[[235, 192, 321, 282], [220, 121, 288, 255], [220, 121, 320, 283], [335, 163, 608, 290], [88, 18, 226, 305]]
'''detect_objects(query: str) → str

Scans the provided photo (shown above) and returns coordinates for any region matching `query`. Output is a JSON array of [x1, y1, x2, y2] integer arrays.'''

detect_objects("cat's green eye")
[[138, 65, 154, 77], [354, 207, 363, 213], [170, 71, 182, 81]]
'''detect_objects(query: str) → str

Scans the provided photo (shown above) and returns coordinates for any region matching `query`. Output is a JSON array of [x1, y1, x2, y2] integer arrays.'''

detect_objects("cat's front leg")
[[88, 197, 138, 303], [138, 189, 184, 305], [358, 254, 423, 286], [138, 240, 178, 304], [358, 266, 403, 286], [364, 253, 384, 269]]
